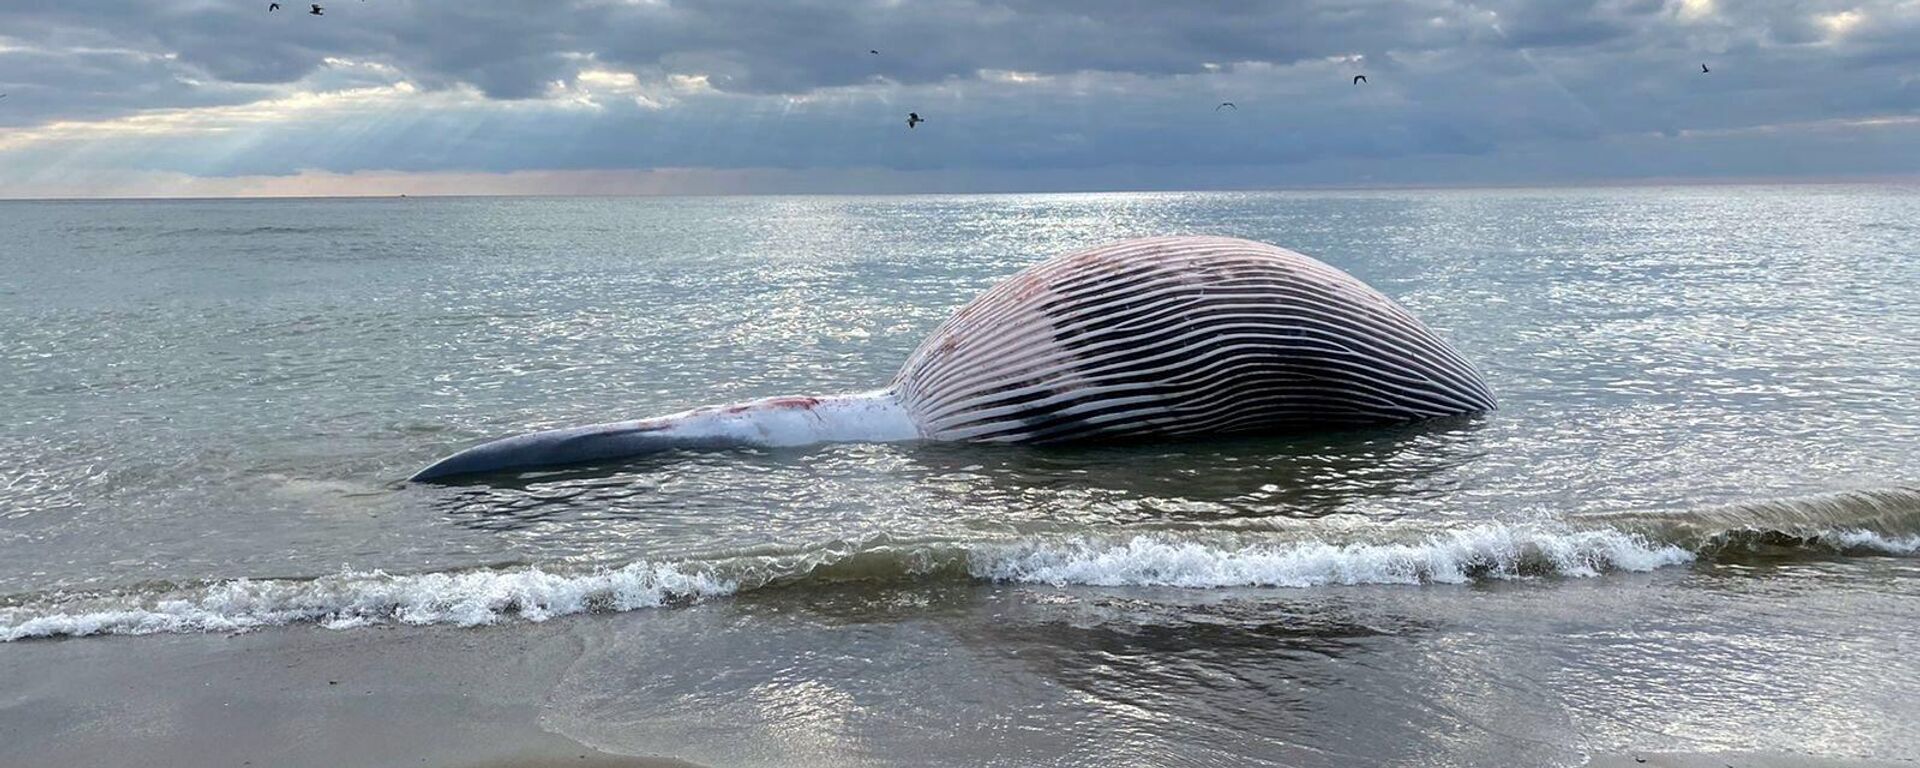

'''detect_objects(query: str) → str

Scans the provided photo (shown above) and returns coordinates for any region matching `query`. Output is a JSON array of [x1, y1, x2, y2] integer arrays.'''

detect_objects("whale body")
[[411, 236, 1494, 481]]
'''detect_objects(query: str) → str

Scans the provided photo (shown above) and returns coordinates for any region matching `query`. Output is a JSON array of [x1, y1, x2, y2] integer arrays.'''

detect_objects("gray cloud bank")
[[0, 0, 1916, 194]]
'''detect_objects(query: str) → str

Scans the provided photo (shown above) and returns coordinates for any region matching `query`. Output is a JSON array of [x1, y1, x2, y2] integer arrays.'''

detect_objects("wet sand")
[[0, 621, 699, 768], [1589, 754, 1913, 768]]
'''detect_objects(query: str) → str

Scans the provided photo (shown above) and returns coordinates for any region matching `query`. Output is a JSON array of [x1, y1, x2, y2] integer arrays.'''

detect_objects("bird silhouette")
[[1216, 102, 1236, 111], [870, 50, 880, 55], [309, 4, 323, 15], [268, 2, 280, 9], [1353, 74, 1367, 84], [1701, 63, 1710, 73], [906, 112, 924, 129]]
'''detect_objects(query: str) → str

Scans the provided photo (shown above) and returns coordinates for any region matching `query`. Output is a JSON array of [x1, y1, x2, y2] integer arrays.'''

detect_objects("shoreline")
[[4, 572, 1916, 768]]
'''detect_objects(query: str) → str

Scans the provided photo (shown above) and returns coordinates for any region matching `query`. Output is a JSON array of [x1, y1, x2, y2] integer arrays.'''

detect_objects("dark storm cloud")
[[0, 0, 1638, 107], [0, 0, 1917, 186]]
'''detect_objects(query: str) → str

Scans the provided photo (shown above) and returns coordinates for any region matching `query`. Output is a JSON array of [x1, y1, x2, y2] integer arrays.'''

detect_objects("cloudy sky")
[[1, 0, 1916, 197]]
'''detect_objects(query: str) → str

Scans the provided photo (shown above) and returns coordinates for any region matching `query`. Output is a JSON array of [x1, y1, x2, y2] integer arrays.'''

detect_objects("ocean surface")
[[2, 188, 1917, 765]]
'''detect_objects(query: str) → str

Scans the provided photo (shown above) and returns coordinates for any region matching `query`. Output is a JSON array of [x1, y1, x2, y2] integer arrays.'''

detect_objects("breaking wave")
[[1, 562, 733, 641], [4, 486, 1915, 642]]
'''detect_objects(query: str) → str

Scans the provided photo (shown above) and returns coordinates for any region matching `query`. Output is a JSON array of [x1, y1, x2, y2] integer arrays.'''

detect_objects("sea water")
[[2, 188, 1917, 764]]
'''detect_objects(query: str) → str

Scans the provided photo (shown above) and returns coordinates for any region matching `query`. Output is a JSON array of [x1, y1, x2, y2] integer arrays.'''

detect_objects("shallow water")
[[2, 188, 1917, 763]]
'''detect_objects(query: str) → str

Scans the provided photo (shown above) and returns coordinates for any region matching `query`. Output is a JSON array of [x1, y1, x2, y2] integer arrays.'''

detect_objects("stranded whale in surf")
[[411, 236, 1495, 480]]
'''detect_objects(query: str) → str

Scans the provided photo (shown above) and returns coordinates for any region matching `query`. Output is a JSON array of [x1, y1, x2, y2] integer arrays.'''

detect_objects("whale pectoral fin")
[[409, 422, 678, 482]]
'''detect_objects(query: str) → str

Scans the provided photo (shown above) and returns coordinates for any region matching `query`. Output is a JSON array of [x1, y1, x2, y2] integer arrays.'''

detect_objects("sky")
[[0, 0, 1917, 197]]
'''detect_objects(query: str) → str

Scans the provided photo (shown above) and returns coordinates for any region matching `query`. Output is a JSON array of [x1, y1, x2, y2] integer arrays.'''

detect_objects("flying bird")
[[1701, 63, 1710, 73], [1216, 102, 1236, 111], [907, 112, 924, 129], [268, 2, 280, 9], [310, 4, 323, 15], [1353, 75, 1367, 85], [870, 50, 880, 55]]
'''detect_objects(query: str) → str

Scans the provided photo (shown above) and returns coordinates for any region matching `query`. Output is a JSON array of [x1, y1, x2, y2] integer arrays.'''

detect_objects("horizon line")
[[4, 173, 1918, 203]]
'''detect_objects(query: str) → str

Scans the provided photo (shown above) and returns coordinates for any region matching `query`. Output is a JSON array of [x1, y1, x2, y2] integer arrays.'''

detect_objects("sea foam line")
[[1818, 529, 1920, 555], [1, 561, 733, 642], [972, 525, 1695, 588], [5, 521, 1908, 642]]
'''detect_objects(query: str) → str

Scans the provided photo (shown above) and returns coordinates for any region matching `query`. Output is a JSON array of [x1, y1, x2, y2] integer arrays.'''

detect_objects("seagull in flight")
[[1701, 63, 1710, 74], [906, 112, 924, 129], [268, 2, 280, 9], [1353, 74, 1367, 85], [310, 4, 323, 15], [870, 50, 880, 55], [1216, 102, 1236, 111]]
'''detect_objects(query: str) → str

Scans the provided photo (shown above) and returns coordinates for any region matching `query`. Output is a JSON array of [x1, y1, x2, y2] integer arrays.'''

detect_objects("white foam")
[[1823, 529, 1920, 555], [1, 561, 734, 642], [9, 521, 1913, 642], [970, 524, 1698, 588]]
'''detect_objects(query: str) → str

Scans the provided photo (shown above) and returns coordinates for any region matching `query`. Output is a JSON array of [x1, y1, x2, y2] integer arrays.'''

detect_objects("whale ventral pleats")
[[890, 236, 1494, 445]]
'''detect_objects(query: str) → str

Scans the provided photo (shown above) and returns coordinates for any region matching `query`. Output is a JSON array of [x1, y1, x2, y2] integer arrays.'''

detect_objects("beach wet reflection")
[[547, 582, 1459, 767], [546, 582, 1427, 768], [545, 559, 1920, 767]]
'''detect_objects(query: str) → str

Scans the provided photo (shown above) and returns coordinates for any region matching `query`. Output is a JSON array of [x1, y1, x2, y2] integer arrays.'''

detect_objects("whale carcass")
[[411, 236, 1494, 480]]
